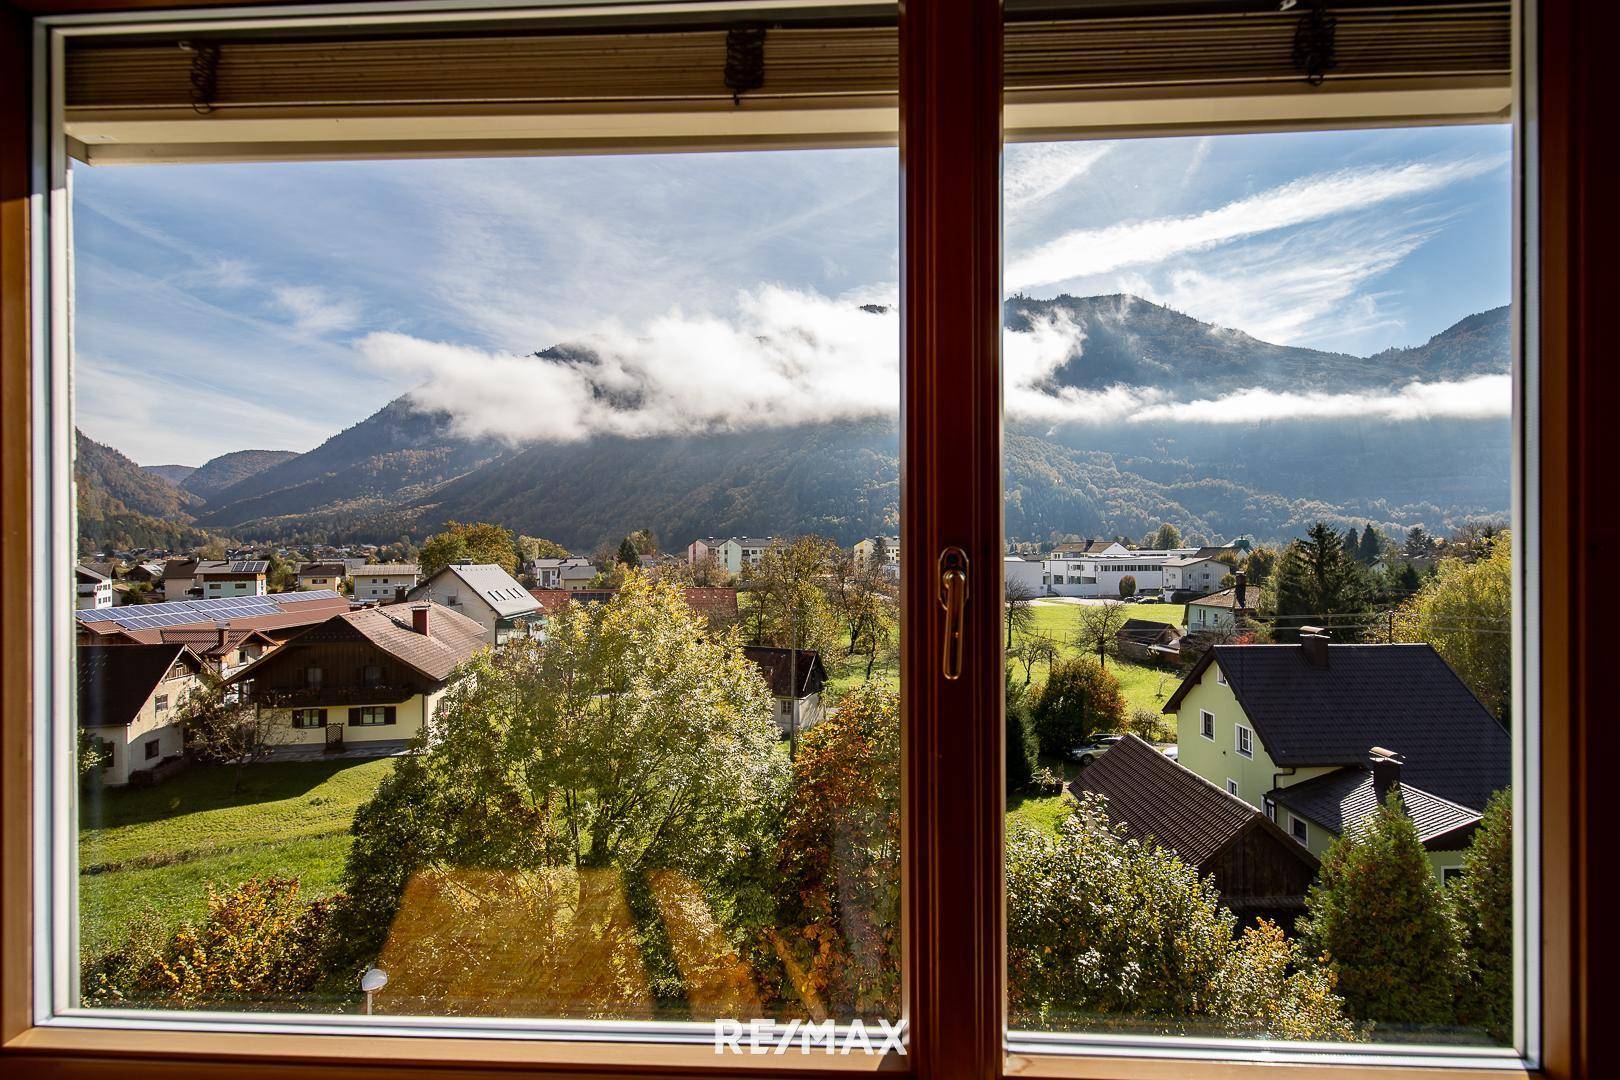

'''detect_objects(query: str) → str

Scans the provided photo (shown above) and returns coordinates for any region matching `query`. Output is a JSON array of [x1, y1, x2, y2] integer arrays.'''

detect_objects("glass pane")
[[67, 12, 902, 1034], [1001, 17, 1517, 1047]]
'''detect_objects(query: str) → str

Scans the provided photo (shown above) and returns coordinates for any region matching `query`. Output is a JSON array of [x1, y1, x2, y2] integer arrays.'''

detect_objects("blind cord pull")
[[1291, 2, 1338, 86], [179, 41, 221, 114]]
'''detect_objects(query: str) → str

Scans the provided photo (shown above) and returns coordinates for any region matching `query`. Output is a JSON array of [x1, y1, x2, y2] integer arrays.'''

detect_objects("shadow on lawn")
[[79, 758, 382, 832]]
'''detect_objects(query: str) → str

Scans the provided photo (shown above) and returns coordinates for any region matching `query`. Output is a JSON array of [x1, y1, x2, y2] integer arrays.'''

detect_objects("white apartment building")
[[1043, 547, 1204, 597], [350, 563, 421, 603]]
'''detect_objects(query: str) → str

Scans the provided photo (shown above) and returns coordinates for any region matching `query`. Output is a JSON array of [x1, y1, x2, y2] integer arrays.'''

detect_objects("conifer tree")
[[1450, 789, 1513, 1042]]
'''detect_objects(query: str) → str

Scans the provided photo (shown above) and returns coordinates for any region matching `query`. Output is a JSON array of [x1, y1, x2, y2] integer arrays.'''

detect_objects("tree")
[[77, 728, 110, 788], [1357, 523, 1384, 566], [1404, 526, 1435, 558], [1450, 789, 1512, 1042], [616, 537, 640, 567], [518, 535, 570, 562], [1151, 523, 1182, 550], [1392, 533, 1511, 721], [1004, 576, 1038, 648], [1343, 525, 1361, 556], [1029, 656, 1124, 757], [265, 552, 297, 593], [1272, 523, 1370, 640], [1300, 794, 1461, 1027], [749, 536, 842, 660], [1006, 798, 1355, 1039], [1243, 545, 1279, 587], [1124, 704, 1171, 743], [1072, 599, 1131, 669], [1118, 574, 1136, 598], [419, 521, 519, 578], [766, 683, 901, 1018], [178, 670, 289, 792], [1008, 630, 1060, 687], [329, 573, 788, 987], [1005, 679, 1038, 793]]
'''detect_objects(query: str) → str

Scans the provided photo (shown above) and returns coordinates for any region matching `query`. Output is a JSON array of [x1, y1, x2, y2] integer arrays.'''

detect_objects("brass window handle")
[[938, 547, 969, 681]]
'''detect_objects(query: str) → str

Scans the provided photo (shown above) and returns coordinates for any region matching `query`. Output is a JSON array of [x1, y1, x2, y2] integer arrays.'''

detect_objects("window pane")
[[67, 11, 901, 1032], [1000, 111, 1517, 1048]]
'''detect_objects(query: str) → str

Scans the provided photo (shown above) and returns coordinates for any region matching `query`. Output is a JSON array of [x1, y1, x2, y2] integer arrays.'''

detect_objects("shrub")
[[1125, 705, 1171, 743], [1300, 794, 1461, 1028], [1029, 657, 1125, 757], [1450, 789, 1512, 1042], [1006, 679, 1038, 793]]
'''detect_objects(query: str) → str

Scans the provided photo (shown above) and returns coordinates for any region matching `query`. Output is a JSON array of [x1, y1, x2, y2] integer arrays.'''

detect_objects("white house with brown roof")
[[296, 562, 347, 591], [225, 601, 488, 747], [76, 564, 113, 609], [1185, 574, 1258, 632], [406, 563, 541, 644], [350, 563, 421, 603], [78, 643, 205, 786]]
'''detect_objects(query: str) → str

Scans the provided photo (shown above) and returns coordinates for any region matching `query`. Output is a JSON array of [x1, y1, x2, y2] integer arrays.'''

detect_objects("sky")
[[71, 124, 1511, 466]]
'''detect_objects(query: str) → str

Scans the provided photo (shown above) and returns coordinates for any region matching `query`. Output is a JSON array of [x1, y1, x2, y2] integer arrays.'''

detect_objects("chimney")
[[1299, 626, 1329, 667], [412, 605, 431, 636], [1369, 746, 1404, 805], [1234, 571, 1247, 610]]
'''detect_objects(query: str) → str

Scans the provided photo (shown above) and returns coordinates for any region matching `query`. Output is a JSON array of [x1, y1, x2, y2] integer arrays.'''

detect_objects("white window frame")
[[1234, 723, 1253, 759], [1288, 814, 1309, 846], [1199, 709, 1215, 741], [1225, 778, 1239, 798]]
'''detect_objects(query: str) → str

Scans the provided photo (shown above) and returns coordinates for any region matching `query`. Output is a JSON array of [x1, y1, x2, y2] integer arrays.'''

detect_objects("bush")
[[84, 877, 336, 1009], [1450, 789, 1512, 1042], [1300, 794, 1461, 1028], [1119, 575, 1137, 598], [1030, 657, 1125, 757], [1125, 705, 1171, 743], [1006, 680, 1038, 793], [1007, 795, 1355, 1039]]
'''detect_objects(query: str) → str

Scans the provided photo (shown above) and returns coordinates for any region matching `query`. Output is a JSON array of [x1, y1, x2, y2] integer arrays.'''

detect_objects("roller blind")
[[59, 1, 1510, 163]]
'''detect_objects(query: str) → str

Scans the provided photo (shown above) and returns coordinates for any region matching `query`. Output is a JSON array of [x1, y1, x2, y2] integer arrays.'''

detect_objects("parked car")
[[1134, 595, 1161, 603], [1068, 733, 1124, 765]]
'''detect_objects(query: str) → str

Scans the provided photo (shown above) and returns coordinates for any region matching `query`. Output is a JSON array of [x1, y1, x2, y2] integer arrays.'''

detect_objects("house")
[[1159, 555, 1226, 598], [1077, 735, 1319, 924], [143, 626, 278, 677], [160, 558, 199, 600], [75, 564, 113, 609], [689, 537, 779, 575], [683, 587, 740, 628], [406, 563, 541, 645], [1163, 634, 1510, 880], [350, 563, 421, 603], [1114, 618, 1183, 663], [853, 536, 900, 569], [1051, 539, 1127, 557], [226, 602, 488, 748], [296, 562, 347, 591], [78, 643, 205, 786], [741, 646, 827, 736], [193, 560, 268, 598], [125, 560, 166, 585], [1042, 546, 1202, 597], [1186, 574, 1258, 633], [531, 557, 593, 590], [1003, 555, 1045, 595]]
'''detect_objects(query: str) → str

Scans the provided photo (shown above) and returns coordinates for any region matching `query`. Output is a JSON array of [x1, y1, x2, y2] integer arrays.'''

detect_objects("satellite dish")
[[360, 967, 389, 993]]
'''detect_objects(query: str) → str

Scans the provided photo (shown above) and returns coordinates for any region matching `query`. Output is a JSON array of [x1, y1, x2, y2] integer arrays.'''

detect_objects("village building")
[[406, 563, 541, 645], [78, 643, 205, 786], [350, 563, 421, 603]]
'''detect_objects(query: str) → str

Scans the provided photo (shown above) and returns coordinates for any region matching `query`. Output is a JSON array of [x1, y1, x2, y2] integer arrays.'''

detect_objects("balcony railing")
[[248, 684, 416, 708]]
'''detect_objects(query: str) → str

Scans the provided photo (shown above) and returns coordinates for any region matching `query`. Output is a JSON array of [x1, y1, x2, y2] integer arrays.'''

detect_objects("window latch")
[[938, 547, 969, 681]]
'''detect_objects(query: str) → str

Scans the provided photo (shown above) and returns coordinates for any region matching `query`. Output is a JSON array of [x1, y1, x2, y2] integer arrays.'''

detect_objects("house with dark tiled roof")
[[78, 643, 205, 785], [1114, 618, 1183, 663], [1162, 632, 1509, 880], [225, 601, 488, 749], [1077, 735, 1318, 923], [1185, 573, 1258, 633], [742, 646, 827, 736]]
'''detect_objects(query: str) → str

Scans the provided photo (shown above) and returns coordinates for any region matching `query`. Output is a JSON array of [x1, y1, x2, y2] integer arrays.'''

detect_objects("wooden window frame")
[[0, 0, 1610, 1078]]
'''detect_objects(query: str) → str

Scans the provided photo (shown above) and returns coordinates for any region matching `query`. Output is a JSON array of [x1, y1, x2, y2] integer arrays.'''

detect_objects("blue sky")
[[72, 124, 1510, 465]]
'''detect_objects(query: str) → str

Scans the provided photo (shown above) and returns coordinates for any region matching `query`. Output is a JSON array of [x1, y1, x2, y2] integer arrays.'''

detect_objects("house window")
[[1442, 866, 1465, 886], [153, 695, 168, 713], [1263, 796, 1276, 822], [305, 666, 323, 688], [349, 706, 397, 727], [1289, 815, 1309, 846], [143, 739, 160, 761], [1235, 724, 1253, 759], [362, 665, 382, 687], [1215, 666, 1226, 686], [1200, 710, 1215, 741], [1225, 778, 1239, 797], [290, 709, 327, 729]]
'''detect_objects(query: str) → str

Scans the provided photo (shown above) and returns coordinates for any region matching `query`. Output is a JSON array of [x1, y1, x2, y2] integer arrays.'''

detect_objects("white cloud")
[[1005, 143, 1113, 216], [1006, 157, 1498, 291], [354, 286, 1506, 445], [1128, 375, 1511, 425], [272, 285, 361, 336]]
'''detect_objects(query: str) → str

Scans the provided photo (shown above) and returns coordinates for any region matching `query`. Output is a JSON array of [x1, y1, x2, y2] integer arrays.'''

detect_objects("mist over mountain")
[[87, 295, 1511, 552]]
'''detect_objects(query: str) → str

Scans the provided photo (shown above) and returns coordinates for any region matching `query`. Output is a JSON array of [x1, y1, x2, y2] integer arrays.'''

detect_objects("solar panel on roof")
[[72, 590, 342, 633]]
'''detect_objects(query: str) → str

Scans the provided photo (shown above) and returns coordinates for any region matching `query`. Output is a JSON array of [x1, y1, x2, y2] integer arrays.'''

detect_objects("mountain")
[[1005, 294, 1509, 395], [142, 464, 196, 486], [180, 449, 301, 501], [101, 296, 1511, 550], [197, 398, 510, 538], [75, 430, 216, 553]]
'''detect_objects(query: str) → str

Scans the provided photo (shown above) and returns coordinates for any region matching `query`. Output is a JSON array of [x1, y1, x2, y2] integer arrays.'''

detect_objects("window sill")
[[1006, 1038, 1531, 1080]]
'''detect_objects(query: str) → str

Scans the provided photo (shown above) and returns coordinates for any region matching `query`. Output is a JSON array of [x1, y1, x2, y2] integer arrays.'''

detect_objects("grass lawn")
[[1005, 789, 1075, 837], [1013, 601, 1187, 716], [79, 757, 395, 957]]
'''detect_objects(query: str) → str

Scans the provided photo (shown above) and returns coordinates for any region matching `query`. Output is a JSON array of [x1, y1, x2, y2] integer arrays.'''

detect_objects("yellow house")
[[1163, 632, 1509, 881]]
